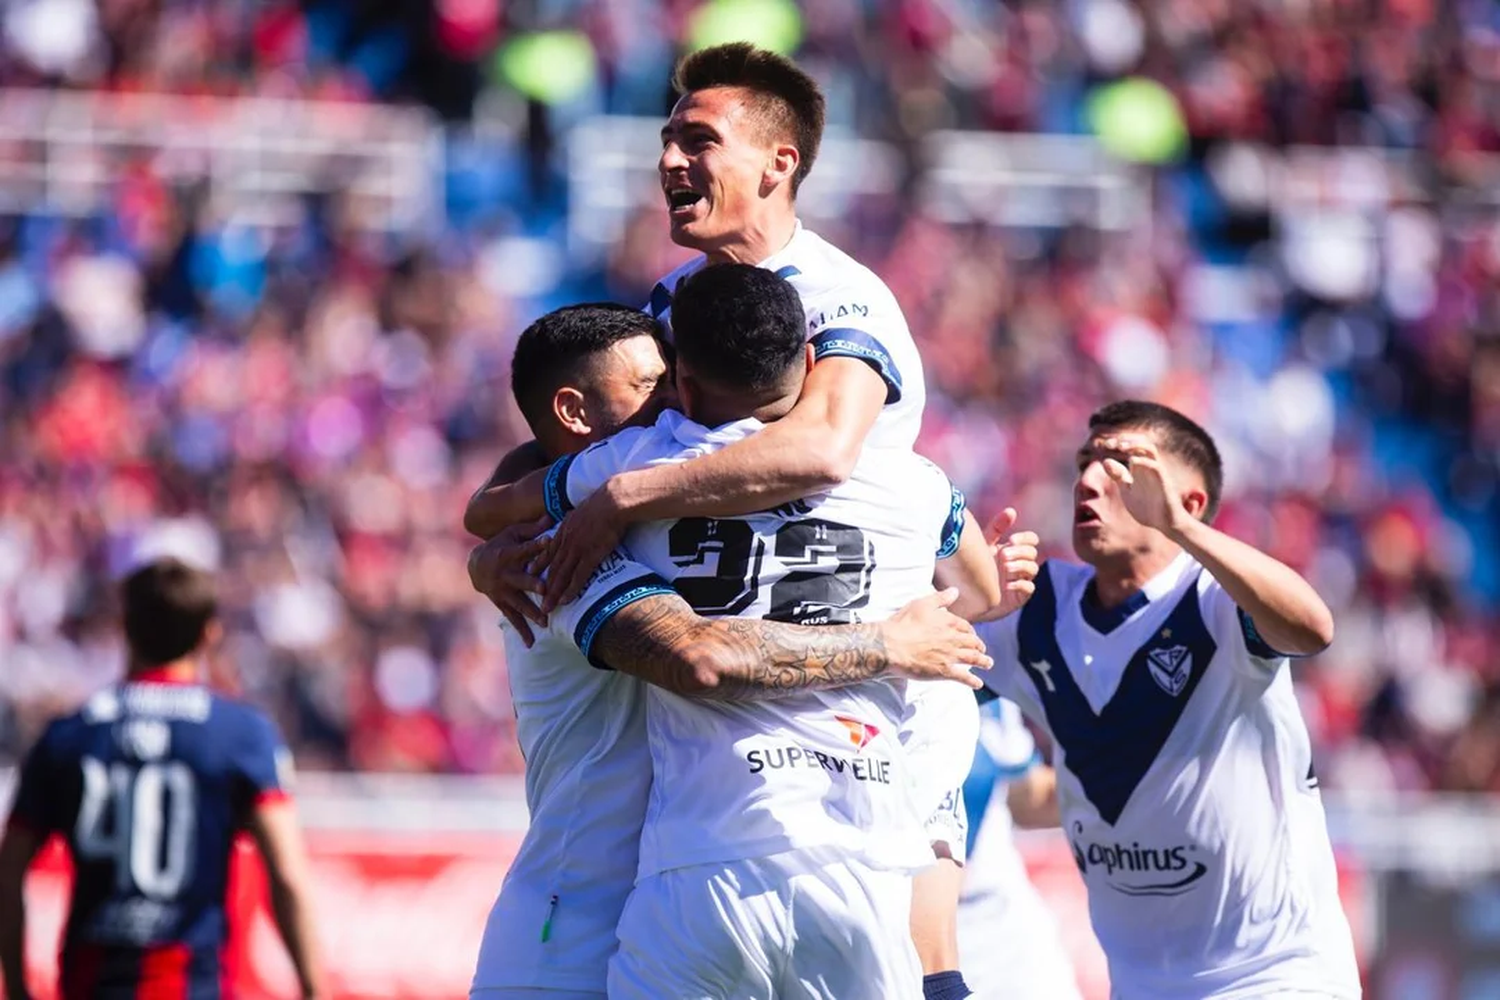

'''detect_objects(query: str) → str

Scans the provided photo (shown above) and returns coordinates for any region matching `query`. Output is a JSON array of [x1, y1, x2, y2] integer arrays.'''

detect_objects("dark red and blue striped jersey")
[[5, 670, 291, 999]]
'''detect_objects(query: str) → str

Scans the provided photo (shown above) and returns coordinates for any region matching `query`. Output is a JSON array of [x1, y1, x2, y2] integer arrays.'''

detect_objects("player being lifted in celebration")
[[976, 401, 1359, 1000], [465, 303, 992, 1000], [0, 558, 323, 1000], [470, 41, 930, 605], [466, 43, 995, 998]]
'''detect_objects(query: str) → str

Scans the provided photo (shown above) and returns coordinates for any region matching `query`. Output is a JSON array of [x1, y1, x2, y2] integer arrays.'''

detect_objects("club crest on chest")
[[1147, 645, 1192, 697]]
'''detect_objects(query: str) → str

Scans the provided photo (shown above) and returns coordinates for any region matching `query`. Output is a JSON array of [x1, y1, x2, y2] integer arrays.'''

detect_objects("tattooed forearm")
[[592, 593, 892, 701]]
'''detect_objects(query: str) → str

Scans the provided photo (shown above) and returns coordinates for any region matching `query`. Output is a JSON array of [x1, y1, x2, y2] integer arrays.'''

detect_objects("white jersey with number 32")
[[546, 411, 964, 878]]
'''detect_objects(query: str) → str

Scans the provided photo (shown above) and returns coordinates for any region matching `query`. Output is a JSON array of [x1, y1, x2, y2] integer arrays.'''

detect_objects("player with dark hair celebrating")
[[975, 401, 1359, 999], [0, 558, 324, 1000]]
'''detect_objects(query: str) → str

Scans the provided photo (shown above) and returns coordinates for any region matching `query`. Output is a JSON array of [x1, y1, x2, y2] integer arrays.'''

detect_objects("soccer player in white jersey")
[[976, 401, 1361, 1000], [466, 302, 993, 1000], [466, 44, 992, 998], [533, 41, 927, 612], [956, 698, 1083, 1000], [492, 264, 1019, 998]]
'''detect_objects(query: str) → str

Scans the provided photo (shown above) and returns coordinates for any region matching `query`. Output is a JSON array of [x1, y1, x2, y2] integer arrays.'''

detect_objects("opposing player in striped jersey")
[[466, 303, 991, 1000], [0, 559, 323, 1000], [531, 265, 1022, 998], [976, 401, 1360, 1000], [957, 698, 1083, 1000]]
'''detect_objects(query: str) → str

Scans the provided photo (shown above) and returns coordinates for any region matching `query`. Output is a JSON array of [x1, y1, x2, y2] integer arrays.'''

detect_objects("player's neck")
[[1091, 545, 1182, 608], [702, 211, 797, 266], [127, 658, 201, 685], [689, 394, 794, 428]]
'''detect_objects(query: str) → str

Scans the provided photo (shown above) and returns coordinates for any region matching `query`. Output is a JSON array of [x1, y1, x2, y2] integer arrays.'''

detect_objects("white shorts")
[[902, 680, 981, 862], [607, 848, 922, 1000]]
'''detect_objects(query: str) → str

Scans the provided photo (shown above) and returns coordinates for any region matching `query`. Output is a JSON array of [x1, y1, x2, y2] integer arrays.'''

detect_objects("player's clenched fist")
[[881, 586, 993, 689]]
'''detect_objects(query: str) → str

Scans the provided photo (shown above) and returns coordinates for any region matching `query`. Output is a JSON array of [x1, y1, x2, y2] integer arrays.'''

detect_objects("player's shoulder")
[[24, 703, 93, 760], [201, 692, 282, 747], [206, 690, 273, 723], [1188, 560, 1291, 665], [648, 257, 707, 315], [35, 685, 129, 747], [789, 227, 885, 290], [576, 414, 679, 465], [839, 447, 946, 511], [787, 230, 901, 317], [860, 448, 948, 486]]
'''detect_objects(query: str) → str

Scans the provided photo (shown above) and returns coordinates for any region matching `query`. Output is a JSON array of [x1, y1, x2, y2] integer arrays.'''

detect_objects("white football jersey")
[[646, 221, 925, 450], [976, 555, 1361, 1000], [471, 547, 673, 994], [957, 698, 1083, 1000], [546, 409, 967, 878]]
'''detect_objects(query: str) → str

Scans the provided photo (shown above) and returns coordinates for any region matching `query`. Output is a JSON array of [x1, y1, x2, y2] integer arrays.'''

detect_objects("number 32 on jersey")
[[669, 516, 876, 626]]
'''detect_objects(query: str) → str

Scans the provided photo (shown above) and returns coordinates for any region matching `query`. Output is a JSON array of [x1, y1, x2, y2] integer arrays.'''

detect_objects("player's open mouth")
[[1075, 506, 1101, 526], [666, 188, 704, 216]]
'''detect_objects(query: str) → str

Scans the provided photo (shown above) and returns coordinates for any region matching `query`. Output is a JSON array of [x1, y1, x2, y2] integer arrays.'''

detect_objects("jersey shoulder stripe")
[[937, 484, 966, 559], [1015, 565, 1218, 825], [543, 453, 577, 521], [572, 575, 676, 668], [809, 328, 902, 403]]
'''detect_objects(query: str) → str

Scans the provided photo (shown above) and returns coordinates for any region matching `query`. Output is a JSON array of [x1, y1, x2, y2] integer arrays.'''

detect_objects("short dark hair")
[[510, 304, 666, 437], [1088, 400, 1225, 521], [671, 264, 806, 395], [673, 42, 826, 194], [122, 558, 218, 666]]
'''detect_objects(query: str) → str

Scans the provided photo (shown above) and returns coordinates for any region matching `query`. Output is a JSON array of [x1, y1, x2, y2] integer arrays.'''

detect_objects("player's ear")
[[803, 342, 815, 375], [552, 386, 591, 437], [1180, 487, 1209, 521], [762, 142, 799, 197]]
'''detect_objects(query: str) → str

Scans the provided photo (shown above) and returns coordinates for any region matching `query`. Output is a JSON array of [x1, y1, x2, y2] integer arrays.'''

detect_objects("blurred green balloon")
[[686, 0, 804, 56], [495, 30, 597, 105], [1086, 77, 1188, 165]]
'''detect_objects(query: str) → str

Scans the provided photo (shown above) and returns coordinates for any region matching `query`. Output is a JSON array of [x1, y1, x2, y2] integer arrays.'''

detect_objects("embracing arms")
[[588, 586, 991, 700]]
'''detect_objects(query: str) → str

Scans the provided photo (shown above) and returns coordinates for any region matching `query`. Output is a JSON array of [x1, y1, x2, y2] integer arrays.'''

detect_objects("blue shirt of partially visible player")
[[0, 558, 322, 1000]]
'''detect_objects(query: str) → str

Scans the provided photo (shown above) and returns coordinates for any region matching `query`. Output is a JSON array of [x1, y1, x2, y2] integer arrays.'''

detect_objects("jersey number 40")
[[76, 756, 197, 900], [670, 517, 875, 626]]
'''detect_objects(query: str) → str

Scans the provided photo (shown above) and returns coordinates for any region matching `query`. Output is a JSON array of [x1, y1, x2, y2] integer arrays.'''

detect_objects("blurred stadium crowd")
[[2, 0, 1499, 799]]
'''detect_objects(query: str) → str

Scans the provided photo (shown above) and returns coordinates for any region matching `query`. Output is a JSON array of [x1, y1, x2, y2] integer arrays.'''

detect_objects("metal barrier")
[[0, 89, 442, 233]]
